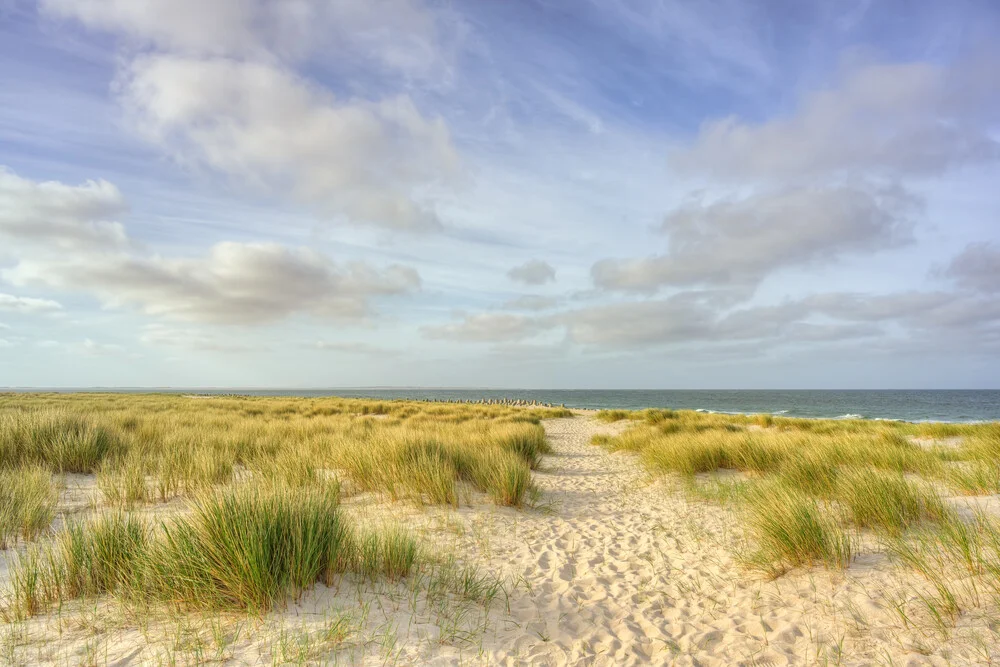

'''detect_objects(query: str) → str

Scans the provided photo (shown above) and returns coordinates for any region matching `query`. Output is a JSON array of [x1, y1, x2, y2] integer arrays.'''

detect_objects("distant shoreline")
[[3, 388, 998, 423]]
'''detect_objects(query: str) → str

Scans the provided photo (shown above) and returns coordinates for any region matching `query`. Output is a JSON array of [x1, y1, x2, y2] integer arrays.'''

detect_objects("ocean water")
[[30, 388, 1000, 423]]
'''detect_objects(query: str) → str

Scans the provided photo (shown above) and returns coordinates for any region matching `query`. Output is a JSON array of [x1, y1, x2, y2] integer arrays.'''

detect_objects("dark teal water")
[[23, 388, 1000, 423]]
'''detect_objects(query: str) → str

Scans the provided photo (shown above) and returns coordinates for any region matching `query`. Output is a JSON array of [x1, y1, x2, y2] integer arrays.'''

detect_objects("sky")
[[0, 0, 999, 389]]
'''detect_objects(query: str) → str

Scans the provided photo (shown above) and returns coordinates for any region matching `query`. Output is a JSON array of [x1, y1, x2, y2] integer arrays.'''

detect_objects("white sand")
[[470, 417, 1000, 665], [4, 416, 999, 665]]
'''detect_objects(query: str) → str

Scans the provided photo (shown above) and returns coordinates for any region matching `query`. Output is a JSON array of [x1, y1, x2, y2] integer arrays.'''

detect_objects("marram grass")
[[0, 393, 570, 622], [8, 483, 419, 618], [332, 422, 547, 507], [152, 483, 352, 612], [0, 411, 124, 473], [0, 466, 58, 548], [97, 451, 150, 508], [0, 393, 566, 509], [834, 468, 950, 536], [593, 407, 1000, 579], [741, 482, 853, 575]]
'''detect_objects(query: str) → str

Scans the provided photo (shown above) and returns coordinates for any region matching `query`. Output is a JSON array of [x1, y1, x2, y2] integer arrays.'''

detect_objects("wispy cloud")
[[0, 292, 62, 314], [1, 167, 421, 325], [507, 259, 556, 286], [0, 167, 128, 249], [312, 340, 401, 356], [593, 185, 917, 291], [672, 55, 1000, 181], [943, 242, 1000, 294], [120, 55, 458, 231], [2, 0, 999, 386]]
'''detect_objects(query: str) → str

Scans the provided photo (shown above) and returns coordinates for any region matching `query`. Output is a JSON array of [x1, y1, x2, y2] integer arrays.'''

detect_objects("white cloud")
[[592, 54, 1000, 300], [80, 338, 125, 355], [783, 322, 883, 343], [40, 0, 463, 232], [41, 0, 452, 78], [502, 295, 559, 311], [672, 56, 1000, 181], [139, 324, 258, 352], [41, 0, 261, 56], [554, 298, 811, 348], [558, 298, 713, 347], [9, 242, 419, 325], [0, 168, 422, 325], [804, 291, 1000, 331], [313, 340, 400, 356], [26, 338, 127, 356], [426, 285, 1000, 353], [944, 242, 1000, 293], [593, 184, 915, 291], [423, 312, 547, 343], [507, 259, 556, 286], [0, 292, 63, 314], [119, 55, 458, 231], [0, 167, 129, 249]]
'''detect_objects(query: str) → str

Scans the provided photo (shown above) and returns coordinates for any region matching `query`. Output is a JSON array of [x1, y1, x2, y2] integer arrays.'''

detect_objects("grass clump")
[[835, 468, 949, 536], [0, 394, 567, 510], [727, 435, 787, 472], [777, 453, 839, 497], [469, 449, 534, 507], [250, 447, 319, 488], [334, 423, 544, 507], [97, 452, 150, 508], [153, 484, 351, 612], [392, 440, 459, 506], [943, 460, 1000, 495], [594, 407, 1000, 599], [489, 422, 551, 470], [356, 525, 418, 582], [0, 467, 58, 548], [639, 431, 726, 475], [9, 513, 151, 619], [58, 513, 150, 599], [0, 412, 124, 473], [641, 408, 676, 424], [10, 484, 402, 617], [595, 409, 632, 422], [742, 482, 853, 575]]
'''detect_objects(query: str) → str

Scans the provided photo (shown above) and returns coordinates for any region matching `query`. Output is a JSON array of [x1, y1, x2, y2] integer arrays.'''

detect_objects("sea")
[[17, 388, 1000, 423]]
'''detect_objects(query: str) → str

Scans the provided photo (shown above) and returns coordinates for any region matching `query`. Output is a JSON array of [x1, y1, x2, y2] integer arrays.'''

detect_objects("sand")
[[3, 415, 999, 665]]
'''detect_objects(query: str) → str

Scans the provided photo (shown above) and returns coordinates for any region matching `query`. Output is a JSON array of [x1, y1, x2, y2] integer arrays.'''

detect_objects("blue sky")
[[1, 0, 998, 389]]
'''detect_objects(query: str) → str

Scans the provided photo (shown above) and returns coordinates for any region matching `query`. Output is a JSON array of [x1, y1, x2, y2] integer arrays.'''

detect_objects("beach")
[[1, 395, 999, 664]]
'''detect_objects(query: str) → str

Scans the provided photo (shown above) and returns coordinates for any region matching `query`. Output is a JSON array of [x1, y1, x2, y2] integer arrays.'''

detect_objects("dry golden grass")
[[594, 409, 1000, 592], [0, 393, 567, 511], [0, 392, 568, 630]]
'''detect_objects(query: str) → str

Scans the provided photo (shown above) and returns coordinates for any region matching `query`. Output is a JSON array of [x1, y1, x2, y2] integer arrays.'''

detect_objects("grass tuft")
[[0, 467, 57, 548], [835, 468, 949, 536], [0, 411, 125, 473], [742, 482, 853, 575], [595, 410, 632, 422], [97, 452, 150, 508], [154, 484, 350, 612]]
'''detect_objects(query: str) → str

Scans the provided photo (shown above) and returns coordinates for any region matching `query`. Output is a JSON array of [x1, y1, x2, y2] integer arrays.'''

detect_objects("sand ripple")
[[474, 417, 991, 666]]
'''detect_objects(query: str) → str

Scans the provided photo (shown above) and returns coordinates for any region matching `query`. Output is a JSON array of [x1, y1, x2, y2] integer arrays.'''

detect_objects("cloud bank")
[[0, 168, 420, 325], [507, 260, 556, 286]]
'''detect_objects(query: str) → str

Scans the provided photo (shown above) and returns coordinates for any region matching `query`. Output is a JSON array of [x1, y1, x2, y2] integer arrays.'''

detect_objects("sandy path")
[[5, 417, 994, 665], [485, 417, 763, 666], [476, 417, 980, 666]]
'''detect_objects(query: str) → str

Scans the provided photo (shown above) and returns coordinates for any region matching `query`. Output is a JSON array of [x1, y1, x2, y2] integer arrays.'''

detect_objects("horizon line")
[[2, 387, 998, 392]]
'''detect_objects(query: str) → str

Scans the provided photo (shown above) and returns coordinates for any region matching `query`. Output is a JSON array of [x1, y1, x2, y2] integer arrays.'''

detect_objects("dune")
[[3, 400, 1000, 664]]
